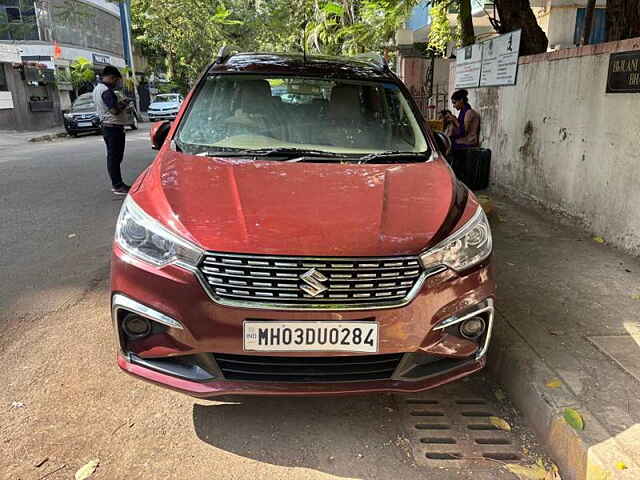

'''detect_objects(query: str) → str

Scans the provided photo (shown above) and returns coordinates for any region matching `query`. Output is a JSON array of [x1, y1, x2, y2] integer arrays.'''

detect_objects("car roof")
[[208, 52, 393, 81]]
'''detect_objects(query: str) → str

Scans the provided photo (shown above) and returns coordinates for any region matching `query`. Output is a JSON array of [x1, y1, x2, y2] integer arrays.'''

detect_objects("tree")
[[131, 0, 244, 91], [69, 57, 95, 97], [428, 1, 456, 55], [606, 0, 640, 42], [458, 0, 474, 46], [492, 0, 548, 55], [307, 0, 420, 56]]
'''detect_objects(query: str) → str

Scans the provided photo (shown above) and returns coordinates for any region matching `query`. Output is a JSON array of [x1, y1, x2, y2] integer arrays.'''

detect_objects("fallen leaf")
[[631, 294, 640, 301], [75, 459, 99, 480], [546, 379, 562, 388], [494, 388, 506, 401], [489, 416, 511, 431], [505, 463, 547, 480], [615, 462, 627, 470], [563, 408, 584, 431], [593, 236, 605, 244]]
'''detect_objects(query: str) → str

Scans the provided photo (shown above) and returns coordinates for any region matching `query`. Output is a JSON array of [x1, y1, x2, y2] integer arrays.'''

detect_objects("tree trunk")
[[607, 0, 640, 42], [494, 0, 548, 55], [458, 0, 475, 46], [581, 0, 596, 45]]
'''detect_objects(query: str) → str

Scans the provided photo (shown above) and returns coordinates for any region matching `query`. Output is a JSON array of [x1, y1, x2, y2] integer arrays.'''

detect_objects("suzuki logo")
[[300, 268, 328, 297]]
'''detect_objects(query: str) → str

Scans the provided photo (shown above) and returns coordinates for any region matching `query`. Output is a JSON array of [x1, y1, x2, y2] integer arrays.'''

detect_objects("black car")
[[63, 92, 138, 137]]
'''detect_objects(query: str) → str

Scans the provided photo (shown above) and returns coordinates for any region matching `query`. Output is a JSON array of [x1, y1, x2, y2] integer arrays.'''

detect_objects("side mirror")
[[434, 131, 452, 156], [150, 120, 172, 150]]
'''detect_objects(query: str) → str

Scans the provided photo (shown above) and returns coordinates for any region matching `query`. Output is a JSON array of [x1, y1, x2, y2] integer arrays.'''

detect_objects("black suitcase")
[[450, 147, 491, 191]]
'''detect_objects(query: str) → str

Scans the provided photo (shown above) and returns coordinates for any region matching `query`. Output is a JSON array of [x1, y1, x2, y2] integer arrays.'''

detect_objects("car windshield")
[[155, 94, 179, 102], [176, 75, 428, 157], [72, 95, 95, 112]]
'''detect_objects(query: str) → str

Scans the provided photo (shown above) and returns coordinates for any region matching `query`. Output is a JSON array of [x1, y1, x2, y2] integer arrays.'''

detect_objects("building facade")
[[0, 0, 126, 130], [396, 0, 609, 104]]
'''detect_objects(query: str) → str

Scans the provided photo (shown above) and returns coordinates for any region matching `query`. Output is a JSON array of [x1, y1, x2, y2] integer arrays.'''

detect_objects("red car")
[[111, 52, 494, 397]]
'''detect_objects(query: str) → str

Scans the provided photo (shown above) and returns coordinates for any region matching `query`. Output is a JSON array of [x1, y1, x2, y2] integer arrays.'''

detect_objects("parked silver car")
[[147, 93, 183, 121]]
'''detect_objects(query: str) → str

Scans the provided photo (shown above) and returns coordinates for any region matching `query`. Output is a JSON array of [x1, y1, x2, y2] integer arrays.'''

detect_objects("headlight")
[[115, 196, 203, 268], [419, 207, 492, 272]]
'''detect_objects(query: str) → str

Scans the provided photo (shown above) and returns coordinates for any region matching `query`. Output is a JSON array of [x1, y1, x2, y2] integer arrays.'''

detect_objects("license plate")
[[243, 321, 378, 353], [77, 121, 92, 127]]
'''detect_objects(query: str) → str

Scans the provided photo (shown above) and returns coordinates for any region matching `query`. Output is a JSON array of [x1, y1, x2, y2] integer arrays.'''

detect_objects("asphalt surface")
[[0, 128, 547, 479]]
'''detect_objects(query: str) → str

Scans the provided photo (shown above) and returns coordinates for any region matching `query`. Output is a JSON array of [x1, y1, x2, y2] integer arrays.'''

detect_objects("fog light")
[[459, 316, 486, 340], [122, 313, 151, 338]]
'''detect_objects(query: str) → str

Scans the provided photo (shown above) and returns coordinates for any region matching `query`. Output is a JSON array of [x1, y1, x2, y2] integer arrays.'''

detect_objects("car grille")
[[198, 252, 424, 307], [214, 353, 403, 382]]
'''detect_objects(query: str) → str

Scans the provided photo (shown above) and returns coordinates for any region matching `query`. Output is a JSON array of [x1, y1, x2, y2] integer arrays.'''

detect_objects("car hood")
[[149, 101, 179, 109], [136, 152, 458, 257]]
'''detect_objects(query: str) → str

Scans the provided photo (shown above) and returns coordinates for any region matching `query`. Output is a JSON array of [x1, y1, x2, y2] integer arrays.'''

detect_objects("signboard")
[[92, 53, 111, 65], [0, 91, 14, 110], [607, 51, 640, 93], [0, 44, 20, 63], [455, 44, 483, 89], [480, 29, 521, 87]]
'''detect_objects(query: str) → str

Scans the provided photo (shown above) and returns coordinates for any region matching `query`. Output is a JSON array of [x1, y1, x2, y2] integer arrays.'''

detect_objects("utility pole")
[[581, 0, 596, 45], [119, 0, 140, 113]]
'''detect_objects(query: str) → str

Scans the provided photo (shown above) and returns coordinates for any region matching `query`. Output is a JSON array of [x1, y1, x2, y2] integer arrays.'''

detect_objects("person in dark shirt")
[[93, 65, 132, 195], [448, 89, 480, 150]]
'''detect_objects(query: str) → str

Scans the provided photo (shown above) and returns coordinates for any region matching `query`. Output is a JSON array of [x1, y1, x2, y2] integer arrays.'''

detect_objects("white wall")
[[452, 39, 640, 255]]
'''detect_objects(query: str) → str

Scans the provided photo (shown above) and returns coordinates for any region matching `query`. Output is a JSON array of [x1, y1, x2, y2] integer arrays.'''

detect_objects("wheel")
[[68, 131, 78, 138], [130, 114, 138, 130]]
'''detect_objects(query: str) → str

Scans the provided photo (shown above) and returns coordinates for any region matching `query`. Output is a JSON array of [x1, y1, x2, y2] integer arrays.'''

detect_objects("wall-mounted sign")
[[0, 44, 20, 63], [455, 44, 483, 89], [92, 53, 111, 65], [607, 50, 640, 93], [480, 29, 521, 87], [0, 91, 14, 110]]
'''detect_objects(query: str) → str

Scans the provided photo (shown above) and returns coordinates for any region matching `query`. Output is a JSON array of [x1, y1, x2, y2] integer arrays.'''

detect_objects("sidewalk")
[[487, 194, 640, 479], [0, 127, 67, 148]]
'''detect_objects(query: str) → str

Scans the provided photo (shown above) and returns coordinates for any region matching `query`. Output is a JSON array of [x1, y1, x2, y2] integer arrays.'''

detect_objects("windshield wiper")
[[358, 151, 430, 164], [200, 147, 351, 160]]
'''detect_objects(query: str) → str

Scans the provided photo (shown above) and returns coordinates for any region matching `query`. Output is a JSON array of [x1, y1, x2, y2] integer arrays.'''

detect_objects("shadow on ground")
[[192, 394, 417, 480]]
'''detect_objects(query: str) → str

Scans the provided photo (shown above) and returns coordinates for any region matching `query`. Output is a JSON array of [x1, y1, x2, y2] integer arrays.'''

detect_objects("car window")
[[155, 94, 180, 102], [176, 75, 428, 156], [72, 95, 95, 112]]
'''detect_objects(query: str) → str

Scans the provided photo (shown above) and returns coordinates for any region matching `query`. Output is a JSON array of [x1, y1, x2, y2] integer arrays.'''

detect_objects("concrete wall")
[[0, 63, 62, 131], [450, 37, 640, 256]]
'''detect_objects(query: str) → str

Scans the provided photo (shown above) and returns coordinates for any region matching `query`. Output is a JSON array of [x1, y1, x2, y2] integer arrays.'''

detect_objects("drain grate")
[[395, 383, 523, 468]]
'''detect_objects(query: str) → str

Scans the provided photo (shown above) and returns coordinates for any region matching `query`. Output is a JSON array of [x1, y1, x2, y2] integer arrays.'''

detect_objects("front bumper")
[[148, 112, 178, 121], [111, 245, 495, 397]]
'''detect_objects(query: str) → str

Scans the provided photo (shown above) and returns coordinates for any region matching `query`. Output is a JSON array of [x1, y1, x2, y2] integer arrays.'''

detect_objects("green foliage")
[[307, 0, 419, 56], [131, 0, 245, 90], [428, 1, 458, 55], [69, 57, 96, 95], [131, 0, 419, 85]]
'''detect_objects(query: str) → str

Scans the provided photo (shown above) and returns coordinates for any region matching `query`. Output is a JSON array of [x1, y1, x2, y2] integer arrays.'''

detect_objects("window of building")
[[5, 6, 20, 22], [574, 8, 607, 45], [0, 1, 38, 40]]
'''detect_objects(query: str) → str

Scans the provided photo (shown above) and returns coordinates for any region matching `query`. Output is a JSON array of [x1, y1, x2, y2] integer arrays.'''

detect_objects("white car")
[[147, 93, 183, 121]]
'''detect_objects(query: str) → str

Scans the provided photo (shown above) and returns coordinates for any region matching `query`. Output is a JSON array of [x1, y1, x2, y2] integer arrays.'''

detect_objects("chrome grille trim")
[[196, 252, 447, 311]]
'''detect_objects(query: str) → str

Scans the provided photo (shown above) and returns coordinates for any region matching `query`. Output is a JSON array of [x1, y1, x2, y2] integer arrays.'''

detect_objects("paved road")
[[0, 130, 547, 479]]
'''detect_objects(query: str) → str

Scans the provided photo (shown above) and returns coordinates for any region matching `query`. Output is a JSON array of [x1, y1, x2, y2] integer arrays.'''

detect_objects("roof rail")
[[353, 52, 389, 71], [215, 45, 233, 64]]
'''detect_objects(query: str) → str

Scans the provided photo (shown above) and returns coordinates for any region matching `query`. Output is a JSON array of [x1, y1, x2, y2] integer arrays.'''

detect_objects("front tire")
[[130, 115, 138, 130]]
